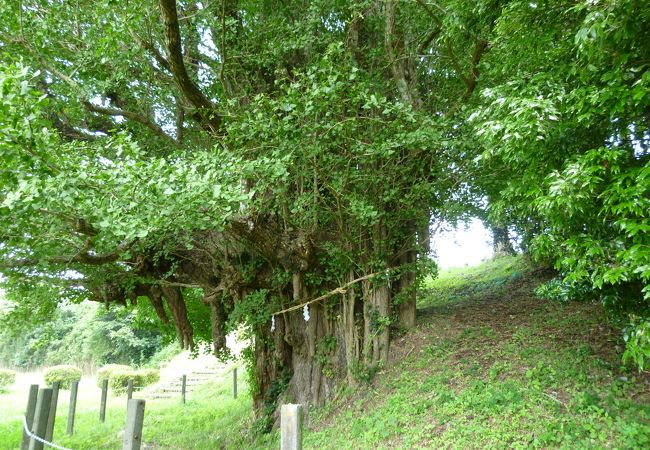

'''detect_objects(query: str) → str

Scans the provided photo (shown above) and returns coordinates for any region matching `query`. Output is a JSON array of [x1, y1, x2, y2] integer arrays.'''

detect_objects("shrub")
[[43, 365, 81, 389], [108, 370, 145, 394], [96, 364, 132, 388], [139, 368, 160, 385], [623, 317, 650, 371], [534, 277, 594, 304], [146, 342, 182, 368], [109, 370, 145, 394], [109, 368, 160, 394], [0, 369, 16, 391]]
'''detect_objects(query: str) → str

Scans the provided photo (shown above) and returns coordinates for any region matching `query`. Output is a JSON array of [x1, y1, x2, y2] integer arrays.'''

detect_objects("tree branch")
[[465, 38, 489, 98], [15, 38, 179, 145], [159, 0, 222, 133], [414, 0, 443, 27], [129, 29, 171, 72], [82, 100, 180, 146], [418, 26, 442, 54], [446, 39, 471, 87], [446, 38, 490, 116], [385, 0, 422, 109], [1, 240, 133, 268]]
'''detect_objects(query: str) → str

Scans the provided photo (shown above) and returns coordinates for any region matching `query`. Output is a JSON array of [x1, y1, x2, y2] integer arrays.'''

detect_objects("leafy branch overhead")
[[0, 0, 648, 421]]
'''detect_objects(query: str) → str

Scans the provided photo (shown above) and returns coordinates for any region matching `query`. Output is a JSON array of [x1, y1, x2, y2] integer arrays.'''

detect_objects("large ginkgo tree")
[[0, 0, 496, 422], [2, 0, 648, 426]]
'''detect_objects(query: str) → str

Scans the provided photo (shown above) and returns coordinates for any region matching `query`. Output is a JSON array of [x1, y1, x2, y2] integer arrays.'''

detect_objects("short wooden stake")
[[67, 380, 79, 435], [20, 384, 39, 450], [99, 378, 108, 422], [280, 404, 303, 450], [181, 375, 186, 404], [28, 387, 53, 450], [233, 368, 238, 399], [127, 379, 134, 400], [122, 398, 146, 450], [44, 381, 60, 442]]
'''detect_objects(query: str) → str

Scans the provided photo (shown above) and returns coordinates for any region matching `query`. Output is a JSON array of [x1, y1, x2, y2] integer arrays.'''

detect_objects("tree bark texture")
[[493, 226, 515, 257]]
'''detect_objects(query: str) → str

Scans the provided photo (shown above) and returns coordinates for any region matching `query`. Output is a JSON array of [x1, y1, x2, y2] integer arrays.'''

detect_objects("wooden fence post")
[[99, 378, 108, 422], [280, 404, 304, 450], [44, 381, 59, 442], [28, 387, 53, 450], [127, 379, 134, 400], [122, 398, 146, 450], [233, 368, 237, 399], [67, 380, 79, 435], [20, 384, 39, 450], [181, 375, 186, 404]]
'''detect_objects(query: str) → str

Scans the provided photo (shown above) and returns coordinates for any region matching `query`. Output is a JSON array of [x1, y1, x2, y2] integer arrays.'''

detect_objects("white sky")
[[432, 218, 493, 269]]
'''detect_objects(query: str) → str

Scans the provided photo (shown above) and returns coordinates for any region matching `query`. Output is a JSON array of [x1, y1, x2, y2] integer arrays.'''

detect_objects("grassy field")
[[2, 256, 649, 449], [0, 365, 256, 449]]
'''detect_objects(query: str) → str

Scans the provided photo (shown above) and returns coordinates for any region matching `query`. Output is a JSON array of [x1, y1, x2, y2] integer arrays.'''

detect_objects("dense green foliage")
[[0, 368, 15, 392], [108, 368, 160, 394], [535, 277, 595, 305], [467, 0, 650, 364], [96, 364, 132, 388], [0, 302, 167, 370], [0, 0, 473, 411], [0, 0, 647, 424], [43, 365, 82, 389]]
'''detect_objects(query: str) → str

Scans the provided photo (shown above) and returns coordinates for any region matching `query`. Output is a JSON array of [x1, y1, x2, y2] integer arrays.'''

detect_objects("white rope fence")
[[22, 416, 73, 450]]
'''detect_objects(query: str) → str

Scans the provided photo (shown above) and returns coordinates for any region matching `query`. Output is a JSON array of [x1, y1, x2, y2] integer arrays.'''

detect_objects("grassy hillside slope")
[[2, 256, 648, 448], [301, 256, 650, 449]]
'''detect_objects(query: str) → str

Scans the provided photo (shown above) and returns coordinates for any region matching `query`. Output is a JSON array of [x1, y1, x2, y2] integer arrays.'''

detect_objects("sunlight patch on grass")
[[419, 255, 527, 309]]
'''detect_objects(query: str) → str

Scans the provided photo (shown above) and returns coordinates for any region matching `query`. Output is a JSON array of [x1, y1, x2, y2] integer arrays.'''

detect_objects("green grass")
[[301, 257, 650, 449], [3, 256, 649, 449], [419, 255, 527, 310], [0, 366, 260, 449]]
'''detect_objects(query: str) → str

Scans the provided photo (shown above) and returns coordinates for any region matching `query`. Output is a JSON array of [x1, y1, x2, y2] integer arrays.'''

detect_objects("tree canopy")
[[0, 0, 648, 422]]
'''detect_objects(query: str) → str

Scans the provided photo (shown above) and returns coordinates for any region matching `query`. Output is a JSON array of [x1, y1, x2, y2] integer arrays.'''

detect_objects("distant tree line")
[[0, 302, 171, 371]]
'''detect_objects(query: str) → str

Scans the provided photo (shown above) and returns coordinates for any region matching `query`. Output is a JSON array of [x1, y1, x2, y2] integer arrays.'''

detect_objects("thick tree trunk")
[[362, 281, 390, 364], [371, 283, 391, 363], [397, 249, 417, 328], [160, 286, 194, 349], [208, 290, 227, 355], [287, 302, 333, 407], [340, 270, 362, 384], [492, 226, 515, 257], [396, 219, 426, 329], [248, 219, 424, 422]]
